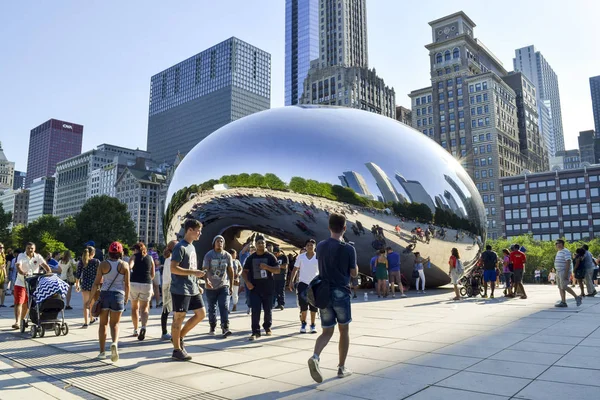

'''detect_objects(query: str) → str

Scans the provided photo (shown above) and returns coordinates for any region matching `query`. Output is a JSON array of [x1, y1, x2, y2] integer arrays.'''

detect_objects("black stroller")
[[20, 273, 69, 338]]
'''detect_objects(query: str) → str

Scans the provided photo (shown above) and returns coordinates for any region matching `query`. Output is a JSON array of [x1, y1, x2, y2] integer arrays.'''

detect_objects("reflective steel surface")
[[165, 106, 485, 287]]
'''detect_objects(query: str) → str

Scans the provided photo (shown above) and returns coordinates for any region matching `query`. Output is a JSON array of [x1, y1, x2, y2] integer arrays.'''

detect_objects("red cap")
[[109, 242, 123, 253]]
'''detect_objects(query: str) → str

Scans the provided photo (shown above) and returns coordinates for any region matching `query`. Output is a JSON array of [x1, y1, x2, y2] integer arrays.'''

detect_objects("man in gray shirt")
[[203, 235, 234, 337], [170, 219, 207, 362]]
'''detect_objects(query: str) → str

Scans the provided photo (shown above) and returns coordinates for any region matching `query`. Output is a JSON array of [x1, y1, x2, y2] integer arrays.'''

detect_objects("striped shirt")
[[554, 249, 572, 272]]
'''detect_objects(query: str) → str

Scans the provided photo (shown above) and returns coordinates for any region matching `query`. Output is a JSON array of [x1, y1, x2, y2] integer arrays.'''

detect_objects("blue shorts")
[[100, 290, 125, 312], [483, 269, 497, 282], [320, 288, 352, 328]]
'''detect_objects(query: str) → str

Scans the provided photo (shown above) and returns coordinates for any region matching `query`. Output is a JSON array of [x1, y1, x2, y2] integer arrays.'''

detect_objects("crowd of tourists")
[[2, 214, 598, 381], [0, 213, 357, 381]]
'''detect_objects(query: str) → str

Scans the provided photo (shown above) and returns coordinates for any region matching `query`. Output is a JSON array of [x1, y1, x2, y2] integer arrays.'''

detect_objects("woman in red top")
[[448, 248, 461, 300]]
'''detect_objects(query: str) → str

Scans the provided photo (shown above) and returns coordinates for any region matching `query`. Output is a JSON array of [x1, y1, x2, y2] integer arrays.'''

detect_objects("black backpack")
[[306, 275, 330, 309]]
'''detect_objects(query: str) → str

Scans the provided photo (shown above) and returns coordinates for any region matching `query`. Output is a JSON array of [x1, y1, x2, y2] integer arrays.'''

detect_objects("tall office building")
[[408, 11, 525, 238], [395, 174, 435, 212], [338, 170, 372, 198], [299, 0, 395, 118], [365, 162, 401, 203], [591, 75, 600, 135], [0, 142, 15, 192], [578, 130, 597, 165], [27, 177, 55, 224], [285, 0, 319, 105], [550, 149, 581, 170], [116, 167, 166, 244], [25, 119, 83, 188], [147, 37, 271, 164], [0, 189, 29, 229], [395, 106, 412, 125], [502, 72, 548, 172], [13, 171, 26, 190], [53, 144, 154, 221], [514, 45, 564, 156]]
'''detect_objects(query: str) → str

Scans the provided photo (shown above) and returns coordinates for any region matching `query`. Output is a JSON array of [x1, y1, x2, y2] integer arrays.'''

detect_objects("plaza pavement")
[[0, 283, 599, 400]]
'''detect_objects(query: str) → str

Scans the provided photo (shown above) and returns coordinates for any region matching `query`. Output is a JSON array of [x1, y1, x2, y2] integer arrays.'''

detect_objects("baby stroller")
[[459, 267, 485, 298], [21, 273, 69, 338]]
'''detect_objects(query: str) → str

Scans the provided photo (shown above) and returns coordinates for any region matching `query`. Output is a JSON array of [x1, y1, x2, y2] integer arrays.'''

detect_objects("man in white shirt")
[[13, 242, 51, 329], [554, 239, 581, 308], [289, 239, 319, 334]]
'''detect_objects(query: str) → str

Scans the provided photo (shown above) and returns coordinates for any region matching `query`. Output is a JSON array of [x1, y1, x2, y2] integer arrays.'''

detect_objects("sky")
[[1, 0, 598, 171]]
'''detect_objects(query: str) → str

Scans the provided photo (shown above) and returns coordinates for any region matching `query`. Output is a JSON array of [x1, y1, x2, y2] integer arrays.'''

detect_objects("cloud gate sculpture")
[[165, 106, 486, 287]]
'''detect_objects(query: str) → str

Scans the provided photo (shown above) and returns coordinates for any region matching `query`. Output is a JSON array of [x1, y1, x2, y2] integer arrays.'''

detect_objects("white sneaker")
[[338, 366, 352, 378], [132, 329, 138, 337], [308, 356, 323, 383], [110, 343, 119, 362], [401, 294, 407, 298], [97, 352, 106, 360], [422, 291, 426, 294]]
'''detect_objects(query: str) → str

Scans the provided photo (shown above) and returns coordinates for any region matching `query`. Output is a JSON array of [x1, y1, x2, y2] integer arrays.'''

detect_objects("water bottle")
[[364, 293, 368, 301]]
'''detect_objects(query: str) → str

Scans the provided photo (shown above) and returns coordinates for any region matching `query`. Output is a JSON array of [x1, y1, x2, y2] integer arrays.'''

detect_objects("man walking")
[[273, 247, 288, 310], [308, 213, 357, 383], [170, 219, 207, 361], [509, 244, 527, 299], [480, 245, 498, 299], [242, 235, 280, 341], [386, 247, 406, 298], [582, 244, 597, 297], [203, 235, 234, 337], [554, 239, 582, 307], [13, 243, 51, 329], [289, 239, 319, 334]]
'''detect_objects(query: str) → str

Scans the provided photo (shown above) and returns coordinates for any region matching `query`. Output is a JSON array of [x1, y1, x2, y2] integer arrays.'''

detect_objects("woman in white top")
[[160, 240, 177, 341], [57, 250, 77, 310], [228, 249, 243, 312]]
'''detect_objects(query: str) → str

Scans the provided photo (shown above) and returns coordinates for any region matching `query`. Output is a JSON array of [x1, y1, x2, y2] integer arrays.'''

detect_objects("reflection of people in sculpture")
[[395, 224, 401, 236], [355, 221, 365, 234]]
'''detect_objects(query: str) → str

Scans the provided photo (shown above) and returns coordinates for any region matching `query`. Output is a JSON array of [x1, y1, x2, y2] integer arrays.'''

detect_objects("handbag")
[[91, 263, 120, 318], [307, 242, 345, 309], [412, 269, 420, 279]]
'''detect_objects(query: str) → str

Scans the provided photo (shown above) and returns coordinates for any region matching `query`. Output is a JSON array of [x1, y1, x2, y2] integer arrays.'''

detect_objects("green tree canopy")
[[75, 195, 137, 251], [0, 203, 12, 245]]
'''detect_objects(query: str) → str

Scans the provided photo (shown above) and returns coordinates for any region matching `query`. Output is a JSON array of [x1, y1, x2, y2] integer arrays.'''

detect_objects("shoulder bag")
[[307, 243, 345, 309], [91, 264, 120, 318]]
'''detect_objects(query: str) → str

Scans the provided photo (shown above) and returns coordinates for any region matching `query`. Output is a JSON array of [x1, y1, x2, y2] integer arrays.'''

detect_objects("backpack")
[[456, 259, 464, 275]]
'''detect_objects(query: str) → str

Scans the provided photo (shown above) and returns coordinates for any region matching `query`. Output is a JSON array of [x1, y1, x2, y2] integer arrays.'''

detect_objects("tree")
[[0, 204, 11, 245], [75, 195, 137, 250], [57, 216, 81, 254]]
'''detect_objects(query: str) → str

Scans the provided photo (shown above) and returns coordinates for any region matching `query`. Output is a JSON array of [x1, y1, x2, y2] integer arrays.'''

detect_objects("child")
[[549, 268, 556, 285]]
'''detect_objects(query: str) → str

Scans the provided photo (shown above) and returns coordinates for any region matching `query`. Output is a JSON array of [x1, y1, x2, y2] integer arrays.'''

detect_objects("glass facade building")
[[590, 75, 600, 136], [147, 37, 271, 164], [25, 119, 83, 188], [285, 0, 319, 105], [27, 177, 55, 224]]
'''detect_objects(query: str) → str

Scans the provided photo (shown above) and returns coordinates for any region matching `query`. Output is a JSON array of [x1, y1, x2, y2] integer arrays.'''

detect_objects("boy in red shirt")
[[509, 244, 527, 299]]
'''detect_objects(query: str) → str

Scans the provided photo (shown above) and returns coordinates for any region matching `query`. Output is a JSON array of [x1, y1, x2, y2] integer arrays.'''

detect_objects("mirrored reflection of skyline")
[[395, 173, 436, 213], [338, 170, 373, 199]]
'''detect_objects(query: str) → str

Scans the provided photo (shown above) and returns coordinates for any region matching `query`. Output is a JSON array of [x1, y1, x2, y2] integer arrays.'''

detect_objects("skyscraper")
[[578, 130, 597, 165], [299, 0, 395, 118], [285, 0, 319, 105], [13, 171, 26, 190], [27, 177, 55, 224], [365, 162, 400, 203], [408, 11, 524, 238], [395, 174, 435, 212], [591, 75, 600, 135], [338, 170, 372, 198], [147, 37, 271, 164], [514, 45, 565, 156], [25, 119, 83, 188], [502, 72, 548, 172], [0, 142, 15, 191]]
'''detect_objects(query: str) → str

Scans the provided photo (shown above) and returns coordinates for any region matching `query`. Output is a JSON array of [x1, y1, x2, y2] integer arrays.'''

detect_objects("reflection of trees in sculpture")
[[164, 172, 480, 239]]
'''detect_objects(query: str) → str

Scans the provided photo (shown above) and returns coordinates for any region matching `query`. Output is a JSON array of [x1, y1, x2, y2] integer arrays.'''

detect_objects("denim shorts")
[[100, 290, 125, 312], [320, 288, 352, 328]]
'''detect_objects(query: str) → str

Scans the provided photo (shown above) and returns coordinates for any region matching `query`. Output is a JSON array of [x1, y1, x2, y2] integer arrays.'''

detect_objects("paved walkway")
[[1, 284, 599, 399]]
